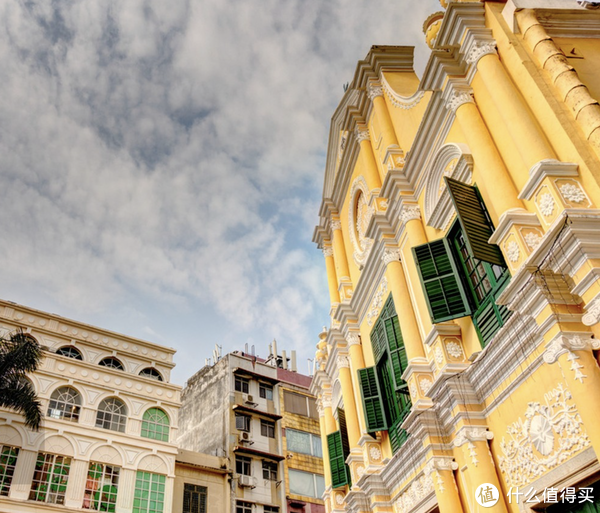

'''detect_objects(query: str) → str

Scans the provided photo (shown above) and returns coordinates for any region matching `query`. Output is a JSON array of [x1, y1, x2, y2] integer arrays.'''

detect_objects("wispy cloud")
[[0, 0, 441, 383]]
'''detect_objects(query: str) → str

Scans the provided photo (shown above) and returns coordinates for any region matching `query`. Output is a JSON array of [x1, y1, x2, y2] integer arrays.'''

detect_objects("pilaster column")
[[337, 356, 361, 448], [543, 333, 600, 457], [381, 247, 425, 360], [466, 40, 555, 188], [65, 458, 88, 508], [117, 468, 138, 511], [346, 331, 367, 434], [323, 244, 341, 305], [317, 402, 332, 489], [447, 88, 524, 217], [9, 448, 37, 499], [425, 458, 464, 513], [355, 126, 383, 189], [322, 395, 337, 435], [453, 428, 508, 512], [399, 204, 428, 247], [367, 82, 403, 172], [330, 218, 351, 286]]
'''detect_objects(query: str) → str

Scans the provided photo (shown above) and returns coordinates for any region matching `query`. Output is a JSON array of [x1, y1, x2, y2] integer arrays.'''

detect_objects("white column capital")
[[543, 334, 600, 364], [346, 332, 361, 346], [454, 427, 493, 447], [582, 297, 600, 326], [355, 127, 370, 144], [381, 247, 402, 266], [321, 395, 332, 408], [465, 40, 497, 66], [367, 82, 384, 101], [337, 356, 350, 369], [330, 219, 342, 231], [446, 89, 474, 113], [322, 246, 334, 258], [399, 204, 421, 224]]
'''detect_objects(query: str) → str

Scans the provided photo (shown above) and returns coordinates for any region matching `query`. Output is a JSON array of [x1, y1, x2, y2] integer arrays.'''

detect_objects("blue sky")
[[0, 0, 441, 385]]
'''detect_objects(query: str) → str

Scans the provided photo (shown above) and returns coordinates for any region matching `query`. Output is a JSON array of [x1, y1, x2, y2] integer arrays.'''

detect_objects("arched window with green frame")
[[141, 408, 169, 442]]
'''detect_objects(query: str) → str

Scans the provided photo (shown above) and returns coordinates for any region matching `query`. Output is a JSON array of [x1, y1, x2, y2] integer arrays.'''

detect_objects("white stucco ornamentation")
[[381, 73, 426, 110], [559, 183, 586, 203], [369, 445, 382, 461], [394, 472, 435, 513], [465, 40, 497, 65], [506, 241, 520, 262], [330, 219, 342, 231], [367, 82, 384, 100], [322, 247, 334, 258], [543, 335, 600, 380], [367, 276, 388, 326], [410, 382, 418, 399], [382, 247, 402, 266], [355, 127, 371, 144], [337, 356, 350, 369], [356, 465, 365, 478], [446, 90, 474, 113], [419, 377, 433, 395], [445, 341, 463, 359], [399, 205, 421, 225], [524, 232, 542, 250], [582, 297, 600, 326], [349, 177, 374, 267], [539, 193, 555, 217], [434, 346, 444, 365], [498, 383, 590, 488], [346, 332, 361, 346]]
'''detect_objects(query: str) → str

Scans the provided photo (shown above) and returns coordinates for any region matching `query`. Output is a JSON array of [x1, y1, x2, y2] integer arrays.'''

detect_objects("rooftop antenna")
[[291, 351, 297, 372], [212, 344, 221, 364], [205, 358, 211, 367], [307, 358, 314, 376], [251, 345, 255, 356], [244, 342, 248, 354]]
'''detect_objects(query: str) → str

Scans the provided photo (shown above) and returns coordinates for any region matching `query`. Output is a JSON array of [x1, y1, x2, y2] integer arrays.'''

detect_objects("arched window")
[[96, 398, 127, 432], [47, 386, 81, 422], [138, 368, 163, 381], [98, 357, 124, 371], [56, 346, 83, 360], [141, 408, 169, 442]]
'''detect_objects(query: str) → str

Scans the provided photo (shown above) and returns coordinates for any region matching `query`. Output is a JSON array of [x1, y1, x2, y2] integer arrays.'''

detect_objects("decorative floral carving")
[[434, 346, 444, 365], [524, 232, 542, 250], [559, 183, 586, 203], [369, 445, 382, 461], [498, 383, 590, 488], [335, 492, 345, 505], [367, 277, 388, 326], [394, 471, 435, 513], [356, 465, 365, 478], [410, 382, 418, 399], [539, 193, 555, 217], [506, 241, 520, 263], [419, 377, 433, 395], [445, 341, 463, 359]]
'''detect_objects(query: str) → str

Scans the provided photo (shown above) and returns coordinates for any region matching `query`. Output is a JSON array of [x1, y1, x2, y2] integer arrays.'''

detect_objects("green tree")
[[0, 330, 42, 430]]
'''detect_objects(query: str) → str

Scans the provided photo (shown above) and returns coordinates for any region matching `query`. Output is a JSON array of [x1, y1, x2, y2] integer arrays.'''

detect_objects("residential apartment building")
[[178, 347, 324, 513], [0, 298, 227, 513], [310, 1, 600, 513]]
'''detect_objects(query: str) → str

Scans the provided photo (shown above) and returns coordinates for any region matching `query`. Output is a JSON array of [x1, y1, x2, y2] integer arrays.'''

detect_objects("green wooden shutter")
[[336, 408, 352, 487], [370, 319, 387, 364], [445, 177, 505, 267], [327, 431, 349, 488], [413, 238, 471, 323], [357, 366, 387, 431], [384, 315, 408, 390]]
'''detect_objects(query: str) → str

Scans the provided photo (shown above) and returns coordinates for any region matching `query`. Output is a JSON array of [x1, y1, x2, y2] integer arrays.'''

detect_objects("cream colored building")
[[0, 298, 182, 513]]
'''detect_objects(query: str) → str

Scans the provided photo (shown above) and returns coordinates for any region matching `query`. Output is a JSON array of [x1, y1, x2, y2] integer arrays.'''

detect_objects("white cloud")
[[0, 0, 441, 383]]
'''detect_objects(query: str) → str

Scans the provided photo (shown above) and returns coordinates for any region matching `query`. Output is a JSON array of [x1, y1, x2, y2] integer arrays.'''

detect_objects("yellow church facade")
[[310, 1, 600, 513]]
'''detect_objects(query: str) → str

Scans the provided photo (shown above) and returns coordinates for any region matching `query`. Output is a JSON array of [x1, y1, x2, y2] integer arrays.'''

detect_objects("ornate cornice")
[[355, 127, 370, 144], [381, 247, 402, 266], [582, 297, 600, 326], [367, 82, 384, 101]]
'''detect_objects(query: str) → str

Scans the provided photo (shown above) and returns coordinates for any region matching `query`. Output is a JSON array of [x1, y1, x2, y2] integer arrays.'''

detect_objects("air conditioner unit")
[[243, 394, 255, 405], [238, 475, 255, 488], [239, 432, 253, 443]]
